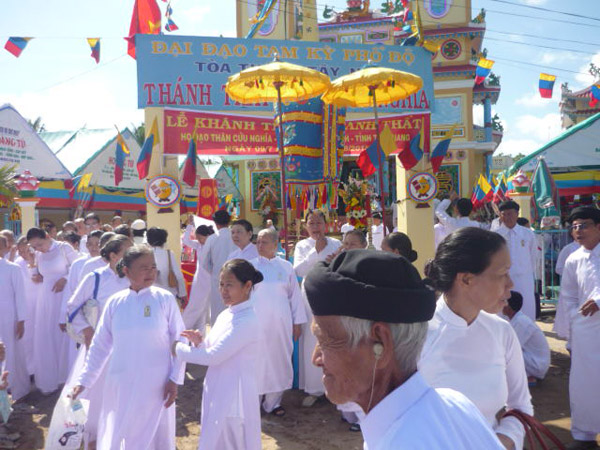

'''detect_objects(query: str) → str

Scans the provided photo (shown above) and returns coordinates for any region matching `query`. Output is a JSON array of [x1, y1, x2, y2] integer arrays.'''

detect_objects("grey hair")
[[258, 228, 278, 243], [338, 316, 428, 375]]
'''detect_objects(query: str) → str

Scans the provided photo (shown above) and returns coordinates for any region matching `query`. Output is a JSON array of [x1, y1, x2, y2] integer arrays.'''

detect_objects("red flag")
[[197, 179, 218, 219], [182, 139, 197, 187], [126, 0, 162, 59]]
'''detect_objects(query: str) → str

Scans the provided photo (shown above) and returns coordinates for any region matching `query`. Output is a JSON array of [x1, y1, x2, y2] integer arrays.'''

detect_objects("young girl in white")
[[174, 258, 263, 450]]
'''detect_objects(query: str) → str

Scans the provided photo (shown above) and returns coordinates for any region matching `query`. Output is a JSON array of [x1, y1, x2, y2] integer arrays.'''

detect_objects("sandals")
[[271, 406, 286, 417]]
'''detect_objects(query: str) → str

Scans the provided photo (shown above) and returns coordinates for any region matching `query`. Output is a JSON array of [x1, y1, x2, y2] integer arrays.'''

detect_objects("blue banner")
[[136, 34, 434, 114]]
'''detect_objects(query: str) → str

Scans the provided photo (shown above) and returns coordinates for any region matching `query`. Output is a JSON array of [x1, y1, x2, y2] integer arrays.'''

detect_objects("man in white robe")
[[435, 192, 481, 233], [251, 228, 306, 415], [496, 200, 538, 320], [0, 236, 30, 402], [304, 250, 504, 449], [200, 210, 237, 325], [559, 206, 600, 449], [293, 210, 341, 406], [502, 291, 550, 381], [371, 213, 384, 250], [554, 237, 580, 343]]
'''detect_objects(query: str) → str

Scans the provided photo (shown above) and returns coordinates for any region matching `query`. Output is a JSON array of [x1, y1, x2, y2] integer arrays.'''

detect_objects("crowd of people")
[[0, 197, 598, 450]]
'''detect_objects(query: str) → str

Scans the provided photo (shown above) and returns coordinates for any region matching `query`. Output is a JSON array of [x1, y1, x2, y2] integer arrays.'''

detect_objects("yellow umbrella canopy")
[[322, 66, 423, 108], [225, 60, 331, 104]]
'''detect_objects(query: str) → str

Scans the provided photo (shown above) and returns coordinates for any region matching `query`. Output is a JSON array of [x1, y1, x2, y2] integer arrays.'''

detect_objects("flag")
[[4, 37, 32, 58], [126, 0, 162, 59], [403, 8, 413, 22], [356, 139, 382, 178], [397, 132, 423, 170], [531, 157, 561, 228], [115, 129, 130, 154], [379, 125, 396, 156], [484, 172, 495, 202], [66, 176, 80, 199], [114, 139, 127, 186], [87, 38, 100, 64], [165, 18, 178, 32], [493, 174, 508, 203], [78, 173, 92, 191], [137, 117, 159, 179], [538, 73, 556, 99], [475, 58, 494, 85], [430, 126, 456, 174], [590, 83, 600, 108], [182, 139, 197, 187], [471, 174, 491, 208], [197, 179, 218, 219]]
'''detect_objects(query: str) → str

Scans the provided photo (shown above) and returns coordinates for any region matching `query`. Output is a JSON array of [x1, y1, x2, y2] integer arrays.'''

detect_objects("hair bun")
[[253, 270, 264, 285], [116, 258, 126, 278], [408, 250, 418, 263]]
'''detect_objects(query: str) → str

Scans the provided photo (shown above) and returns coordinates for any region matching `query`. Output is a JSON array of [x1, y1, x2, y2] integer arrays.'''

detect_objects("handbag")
[[502, 409, 565, 450], [167, 250, 178, 289], [66, 271, 100, 345]]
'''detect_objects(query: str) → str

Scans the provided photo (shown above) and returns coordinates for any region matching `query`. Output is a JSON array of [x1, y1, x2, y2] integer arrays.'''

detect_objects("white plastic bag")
[[45, 396, 89, 450]]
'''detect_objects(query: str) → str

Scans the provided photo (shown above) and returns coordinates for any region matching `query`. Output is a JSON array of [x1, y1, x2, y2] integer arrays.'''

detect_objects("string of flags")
[[87, 38, 100, 64], [165, 1, 179, 32]]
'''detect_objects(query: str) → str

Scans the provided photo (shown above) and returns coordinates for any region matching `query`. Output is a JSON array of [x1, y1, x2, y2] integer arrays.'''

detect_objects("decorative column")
[[484, 96, 493, 142], [14, 170, 40, 233]]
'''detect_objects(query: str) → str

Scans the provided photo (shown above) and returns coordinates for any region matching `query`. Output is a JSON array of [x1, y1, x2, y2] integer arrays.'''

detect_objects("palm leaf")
[[0, 165, 18, 202]]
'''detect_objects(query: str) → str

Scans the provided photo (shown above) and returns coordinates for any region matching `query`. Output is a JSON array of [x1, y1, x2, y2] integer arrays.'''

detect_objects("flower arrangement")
[[338, 176, 374, 230]]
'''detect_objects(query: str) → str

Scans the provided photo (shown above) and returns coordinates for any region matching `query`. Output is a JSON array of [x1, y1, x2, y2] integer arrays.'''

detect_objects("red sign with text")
[[164, 110, 430, 157]]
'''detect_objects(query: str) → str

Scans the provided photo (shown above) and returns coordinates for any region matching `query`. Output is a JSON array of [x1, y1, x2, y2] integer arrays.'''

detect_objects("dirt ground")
[[7, 317, 595, 449]]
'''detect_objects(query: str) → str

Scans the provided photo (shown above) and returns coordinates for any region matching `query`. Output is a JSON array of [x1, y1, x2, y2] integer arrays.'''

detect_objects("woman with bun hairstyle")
[[60, 234, 131, 448], [71, 245, 186, 450], [381, 231, 418, 262], [419, 227, 532, 450], [174, 258, 263, 450]]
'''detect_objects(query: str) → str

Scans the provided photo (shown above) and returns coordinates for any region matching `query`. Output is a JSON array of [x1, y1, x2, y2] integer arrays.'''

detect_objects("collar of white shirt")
[[230, 299, 254, 313], [257, 255, 278, 264], [361, 372, 430, 450], [437, 297, 476, 328], [581, 242, 600, 260]]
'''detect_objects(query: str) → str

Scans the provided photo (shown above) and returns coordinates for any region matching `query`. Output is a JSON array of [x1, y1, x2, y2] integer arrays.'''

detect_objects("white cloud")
[[539, 51, 583, 66], [515, 90, 559, 108], [521, 0, 548, 5], [496, 138, 542, 157], [473, 105, 499, 127], [514, 113, 562, 141]]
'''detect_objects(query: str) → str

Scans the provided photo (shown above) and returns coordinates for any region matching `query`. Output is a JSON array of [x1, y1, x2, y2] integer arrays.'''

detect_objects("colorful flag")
[[114, 139, 127, 187], [197, 179, 218, 219], [126, 0, 162, 59], [182, 139, 197, 187], [115, 129, 130, 154], [538, 73, 556, 99], [66, 176, 80, 199], [78, 173, 93, 191], [165, 2, 179, 32], [403, 8, 413, 22], [430, 126, 456, 174], [493, 174, 508, 203], [4, 37, 32, 58], [531, 157, 561, 228], [87, 38, 100, 64], [590, 83, 600, 108], [397, 132, 423, 170], [137, 117, 159, 179], [471, 174, 491, 208], [475, 58, 494, 85], [356, 139, 384, 178]]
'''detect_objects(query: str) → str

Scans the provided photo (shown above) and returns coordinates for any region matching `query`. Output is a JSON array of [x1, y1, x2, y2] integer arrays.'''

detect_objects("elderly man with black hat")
[[304, 250, 504, 449], [560, 206, 600, 449], [495, 200, 538, 320]]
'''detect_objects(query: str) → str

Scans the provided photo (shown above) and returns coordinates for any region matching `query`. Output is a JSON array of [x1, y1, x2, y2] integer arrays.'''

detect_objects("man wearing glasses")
[[79, 213, 102, 255], [560, 206, 600, 450]]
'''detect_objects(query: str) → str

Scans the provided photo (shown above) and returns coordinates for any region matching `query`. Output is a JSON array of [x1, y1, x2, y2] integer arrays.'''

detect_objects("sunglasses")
[[569, 222, 594, 231]]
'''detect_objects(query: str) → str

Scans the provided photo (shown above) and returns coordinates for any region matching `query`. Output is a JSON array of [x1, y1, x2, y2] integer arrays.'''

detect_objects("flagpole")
[[275, 82, 290, 259], [371, 88, 388, 236]]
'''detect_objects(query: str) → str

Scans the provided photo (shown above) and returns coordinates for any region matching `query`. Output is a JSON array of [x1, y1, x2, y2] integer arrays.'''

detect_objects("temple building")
[[560, 81, 600, 129]]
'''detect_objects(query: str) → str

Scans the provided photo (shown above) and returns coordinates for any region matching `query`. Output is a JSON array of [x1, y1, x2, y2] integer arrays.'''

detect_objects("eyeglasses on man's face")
[[569, 221, 595, 232]]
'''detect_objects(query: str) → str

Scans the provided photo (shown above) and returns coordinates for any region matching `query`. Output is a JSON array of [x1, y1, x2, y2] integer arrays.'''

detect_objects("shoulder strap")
[[67, 271, 100, 323]]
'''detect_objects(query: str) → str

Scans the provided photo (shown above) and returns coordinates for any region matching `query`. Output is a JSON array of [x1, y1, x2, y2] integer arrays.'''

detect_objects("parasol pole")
[[274, 81, 290, 259], [370, 87, 388, 236]]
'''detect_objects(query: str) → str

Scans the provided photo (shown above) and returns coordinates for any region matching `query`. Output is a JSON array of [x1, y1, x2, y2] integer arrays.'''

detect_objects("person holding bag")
[[147, 227, 187, 305]]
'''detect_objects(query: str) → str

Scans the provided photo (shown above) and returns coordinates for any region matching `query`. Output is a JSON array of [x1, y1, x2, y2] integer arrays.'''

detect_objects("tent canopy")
[[508, 112, 600, 175]]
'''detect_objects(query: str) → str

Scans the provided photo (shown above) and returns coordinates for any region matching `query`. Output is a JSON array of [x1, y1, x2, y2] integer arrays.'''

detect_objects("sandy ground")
[[6, 317, 595, 449]]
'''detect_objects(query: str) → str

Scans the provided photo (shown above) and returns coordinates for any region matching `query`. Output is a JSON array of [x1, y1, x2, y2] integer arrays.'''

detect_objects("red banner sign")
[[344, 113, 431, 156], [164, 110, 277, 155], [197, 178, 219, 219], [164, 110, 430, 157]]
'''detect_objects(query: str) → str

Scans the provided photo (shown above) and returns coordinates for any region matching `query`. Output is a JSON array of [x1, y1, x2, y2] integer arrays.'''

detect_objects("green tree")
[[27, 117, 46, 133], [131, 123, 145, 146], [0, 165, 17, 203]]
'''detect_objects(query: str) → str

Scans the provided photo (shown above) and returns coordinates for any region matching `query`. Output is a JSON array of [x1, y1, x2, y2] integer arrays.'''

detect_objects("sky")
[[0, 0, 598, 158]]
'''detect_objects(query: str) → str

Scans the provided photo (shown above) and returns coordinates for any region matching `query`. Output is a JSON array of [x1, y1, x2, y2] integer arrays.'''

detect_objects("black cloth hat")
[[568, 206, 600, 224], [507, 290, 523, 312], [499, 200, 520, 212], [304, 249, 436, 323]]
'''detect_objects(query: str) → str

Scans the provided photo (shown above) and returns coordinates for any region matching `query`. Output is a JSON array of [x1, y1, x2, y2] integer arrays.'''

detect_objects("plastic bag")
[[45, 396, 89, 450]]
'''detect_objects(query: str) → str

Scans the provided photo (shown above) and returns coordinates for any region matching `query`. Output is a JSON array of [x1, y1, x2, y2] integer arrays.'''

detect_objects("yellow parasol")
[[322, 64, 423, 235], [225, 56, 331, 257]]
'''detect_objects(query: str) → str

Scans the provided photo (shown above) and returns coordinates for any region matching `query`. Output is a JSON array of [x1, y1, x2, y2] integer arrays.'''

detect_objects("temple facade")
[[560, 82, 600, 129]]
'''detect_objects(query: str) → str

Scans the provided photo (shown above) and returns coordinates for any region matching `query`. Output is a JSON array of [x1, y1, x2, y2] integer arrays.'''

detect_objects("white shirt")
[[555, 241, 580, 276], [152, 246, 187, 298], [419, 299, 532, 449], [200, 227, 237, 276], [508, 311, 550, 380], [251, 255, 306, 394], [435, 199, 481, 233], [176, 300, 261, 450], [361, 372, 504, 450], [434, 223, 448, 249], [0, 256, 26, 322], [293, 237, 342, 279], [560, 243, 600, 433], [228, 242, 259, 262], [490, 218, 501, 232], [79, 255, 108, 281], [371, 224, 384, 250], [496, 224, 537, 276]]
